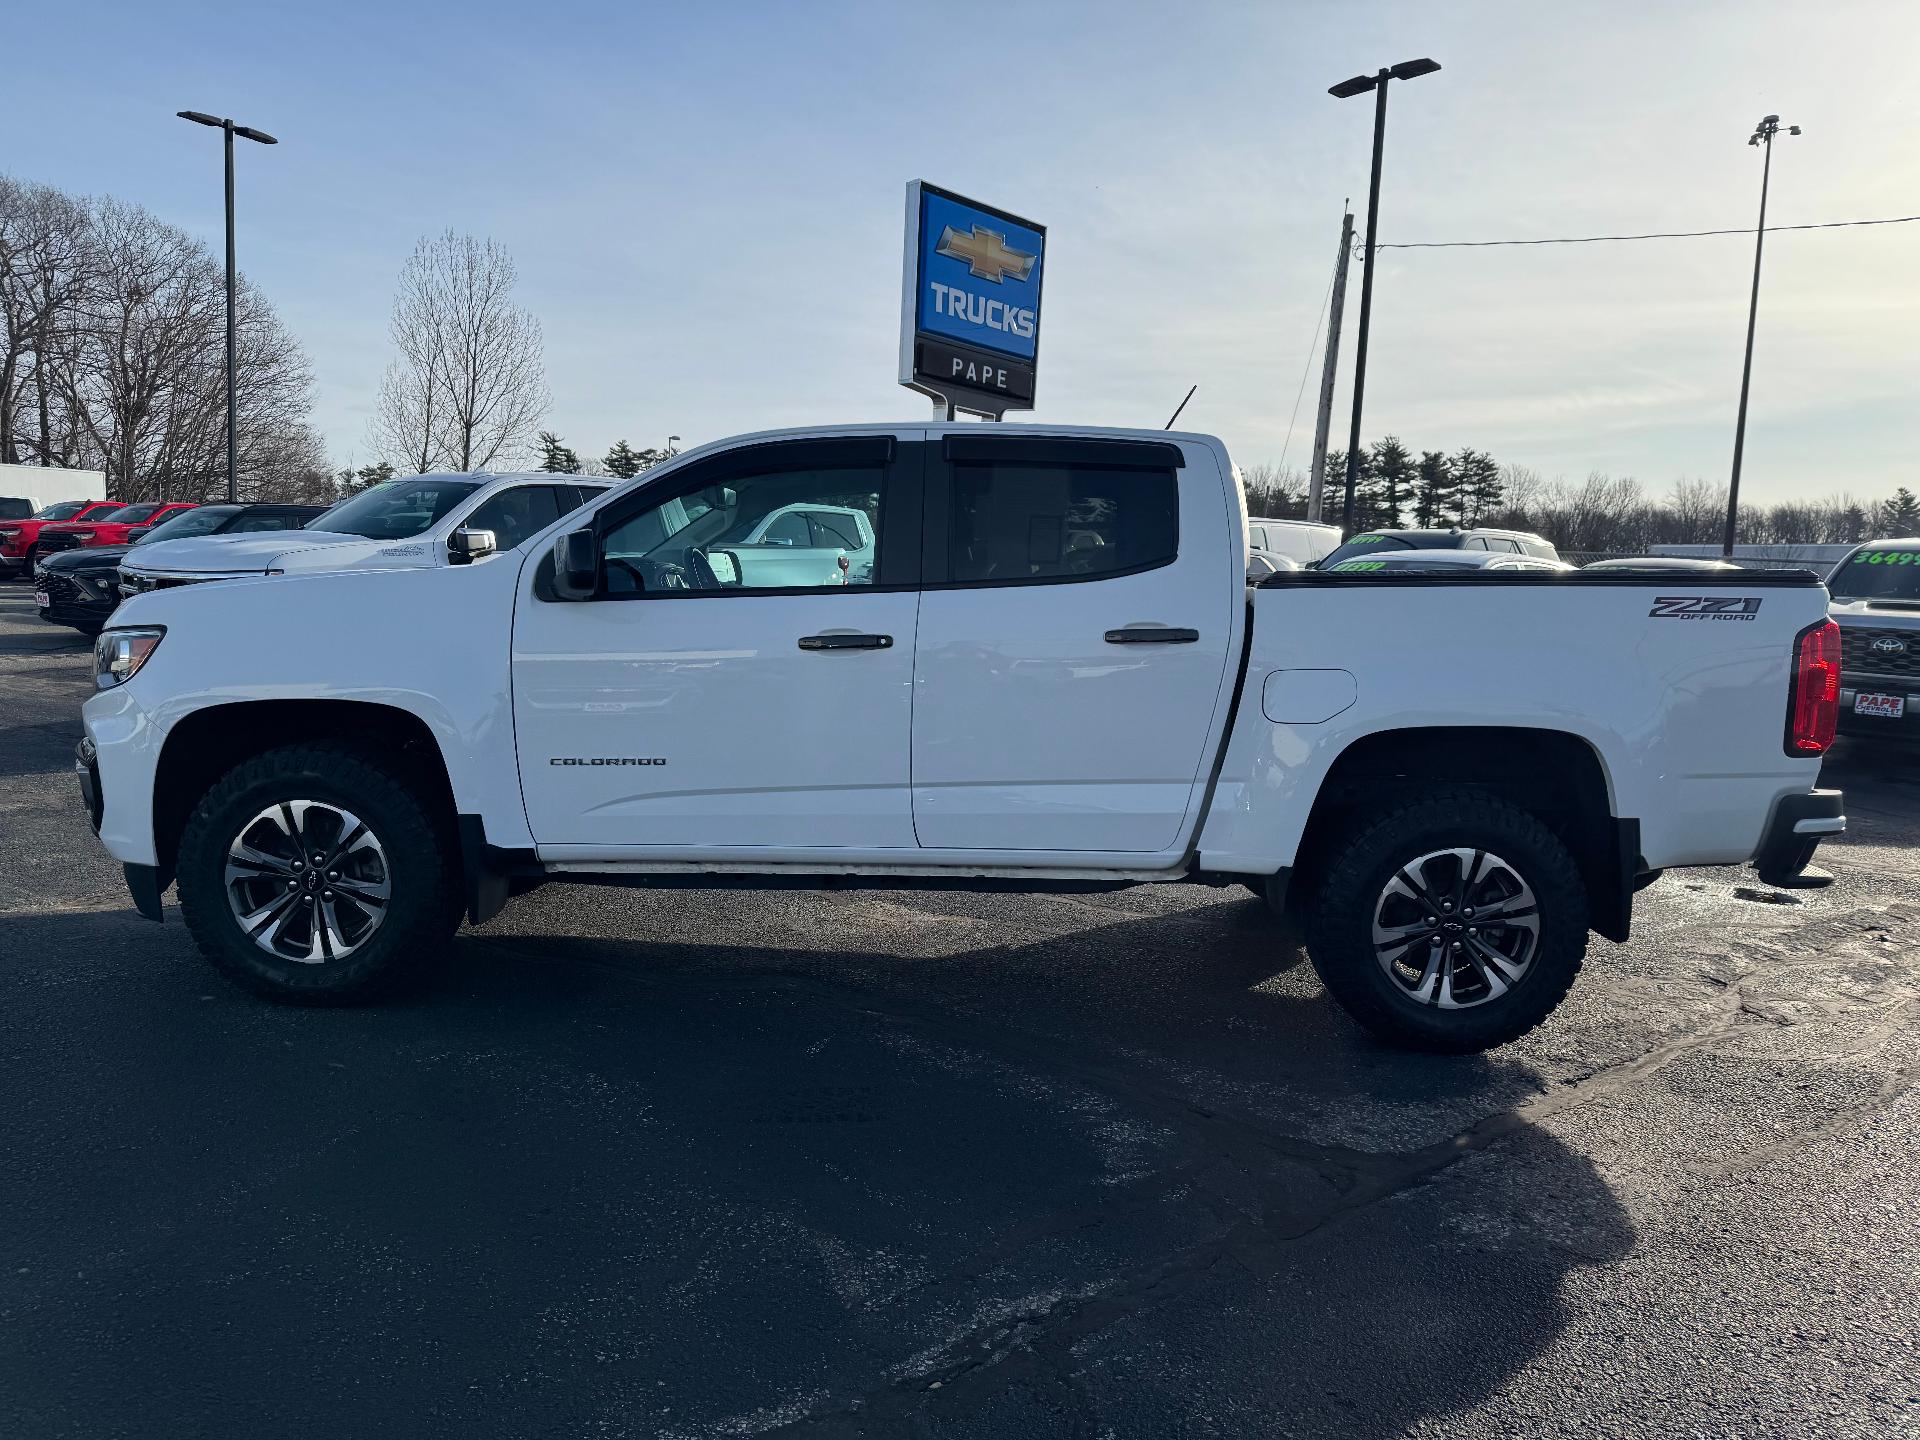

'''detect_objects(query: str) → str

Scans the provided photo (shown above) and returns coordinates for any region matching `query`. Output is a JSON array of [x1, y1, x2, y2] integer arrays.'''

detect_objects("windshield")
[[31, 501, 91, 521], [1831, 548, 1920, 601], [135, 506, 242, 544], [307, 479, 481, 540], [95, 503, 164, 524], [1319, 534, 1431, 567]]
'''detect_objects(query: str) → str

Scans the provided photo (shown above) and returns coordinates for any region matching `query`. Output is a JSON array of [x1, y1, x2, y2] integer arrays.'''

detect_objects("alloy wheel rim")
[[1371, 847, 1539, 1010], [224, 800, 391, 964]]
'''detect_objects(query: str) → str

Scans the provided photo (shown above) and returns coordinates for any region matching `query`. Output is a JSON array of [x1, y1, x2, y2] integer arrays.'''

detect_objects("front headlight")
[[94, 627, 165, 690]]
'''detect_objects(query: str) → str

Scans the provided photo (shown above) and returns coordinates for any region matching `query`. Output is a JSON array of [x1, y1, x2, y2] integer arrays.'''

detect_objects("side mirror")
[[448, 527, 497, 565], [552, 528, 599, 600]]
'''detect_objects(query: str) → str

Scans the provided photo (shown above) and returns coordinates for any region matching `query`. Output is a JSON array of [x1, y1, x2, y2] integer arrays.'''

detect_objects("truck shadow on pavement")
[[2, 901, 1636, 1439]]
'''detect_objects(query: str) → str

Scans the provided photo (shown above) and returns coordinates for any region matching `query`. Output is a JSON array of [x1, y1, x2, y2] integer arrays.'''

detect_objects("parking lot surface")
[[2, 584, 1917, 1439]]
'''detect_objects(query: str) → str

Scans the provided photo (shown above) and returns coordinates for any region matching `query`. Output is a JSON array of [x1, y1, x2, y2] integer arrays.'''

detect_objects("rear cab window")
[[944, 459, 1177, 584]]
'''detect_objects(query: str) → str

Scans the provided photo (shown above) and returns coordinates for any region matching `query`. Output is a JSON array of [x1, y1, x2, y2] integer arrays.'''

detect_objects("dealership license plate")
[[33, 589, 49, 609], [1854, 692, 1906, 719]]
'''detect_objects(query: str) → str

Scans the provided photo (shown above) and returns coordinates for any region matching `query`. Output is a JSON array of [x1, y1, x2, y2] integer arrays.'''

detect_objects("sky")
[[11, 0, 1919, 504]]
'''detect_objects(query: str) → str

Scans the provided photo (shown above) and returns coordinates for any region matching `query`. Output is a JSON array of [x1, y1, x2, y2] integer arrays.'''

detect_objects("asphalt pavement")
[[1, 583, 1916, 1439]]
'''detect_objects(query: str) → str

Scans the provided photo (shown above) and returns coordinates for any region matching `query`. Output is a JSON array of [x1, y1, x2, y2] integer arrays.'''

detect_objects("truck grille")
[[1841, 626, 1920, 681], [35, 533, 85, 554], [116, 571, 216, 598]]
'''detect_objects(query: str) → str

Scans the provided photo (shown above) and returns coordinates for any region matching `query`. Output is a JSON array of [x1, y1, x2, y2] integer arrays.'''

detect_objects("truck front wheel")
[[176, 743, 460, 1004], [1305, 788, 1589, 1053]]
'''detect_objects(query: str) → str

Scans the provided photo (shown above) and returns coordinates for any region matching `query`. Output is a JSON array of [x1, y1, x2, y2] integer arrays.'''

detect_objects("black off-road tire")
[[1305, 787, 1589, 1053], [176, 743, 461, 1004]]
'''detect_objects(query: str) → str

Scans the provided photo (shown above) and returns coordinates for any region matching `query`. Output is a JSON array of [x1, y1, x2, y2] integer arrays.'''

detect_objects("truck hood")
[[1832, 599, 1920, 630], [124, 529, 439, 577], [42, 542, 135, 572]]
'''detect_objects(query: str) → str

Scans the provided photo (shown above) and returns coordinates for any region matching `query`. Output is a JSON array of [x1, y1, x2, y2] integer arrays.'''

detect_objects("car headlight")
[[94, 627, 165, 690]]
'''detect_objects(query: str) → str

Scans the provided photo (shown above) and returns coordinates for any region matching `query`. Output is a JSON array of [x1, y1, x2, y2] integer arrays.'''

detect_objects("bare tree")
[[371, 230, 547, 473], [0, 177, 96, 466], [1239, 462, 1308, 518]]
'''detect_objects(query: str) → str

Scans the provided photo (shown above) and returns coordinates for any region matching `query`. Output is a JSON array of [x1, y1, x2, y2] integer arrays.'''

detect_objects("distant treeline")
[[1243, 439, 1920, 550]]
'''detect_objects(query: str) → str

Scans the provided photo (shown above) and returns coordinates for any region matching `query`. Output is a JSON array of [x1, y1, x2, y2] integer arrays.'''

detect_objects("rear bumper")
[[1753, 788, 1845, 887]]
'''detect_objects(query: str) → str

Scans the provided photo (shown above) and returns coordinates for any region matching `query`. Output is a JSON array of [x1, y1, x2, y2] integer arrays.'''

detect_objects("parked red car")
[[0, 499, 125, 579], [32, 502, 200, 562]]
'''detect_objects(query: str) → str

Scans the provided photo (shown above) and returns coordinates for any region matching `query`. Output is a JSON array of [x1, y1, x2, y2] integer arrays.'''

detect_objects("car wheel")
[[176, 742, 460, 1004], [1305, 787, 1588, 1053]]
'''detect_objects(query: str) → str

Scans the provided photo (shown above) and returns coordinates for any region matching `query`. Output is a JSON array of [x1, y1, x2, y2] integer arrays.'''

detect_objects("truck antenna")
[[1164, 385, 1197, 430]]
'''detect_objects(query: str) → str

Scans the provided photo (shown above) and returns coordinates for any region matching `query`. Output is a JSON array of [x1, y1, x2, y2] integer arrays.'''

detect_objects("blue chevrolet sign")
[[899, 181, 1046, 415]]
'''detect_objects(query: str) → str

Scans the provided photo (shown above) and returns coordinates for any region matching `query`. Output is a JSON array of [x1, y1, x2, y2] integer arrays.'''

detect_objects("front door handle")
[[798, 633, 893, 651], [1104, 626, 1200, 645]]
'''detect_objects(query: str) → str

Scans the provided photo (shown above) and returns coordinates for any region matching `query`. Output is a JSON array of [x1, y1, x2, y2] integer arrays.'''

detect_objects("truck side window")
[[598, 464, 885, 595], [946, 461, 1177, 584], [465, 485, 564, 552]]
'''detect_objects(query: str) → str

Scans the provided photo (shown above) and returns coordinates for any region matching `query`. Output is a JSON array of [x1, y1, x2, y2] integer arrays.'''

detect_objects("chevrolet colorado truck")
[[1828, 537, 1920, 741], [78, 426, 1846, 1052]]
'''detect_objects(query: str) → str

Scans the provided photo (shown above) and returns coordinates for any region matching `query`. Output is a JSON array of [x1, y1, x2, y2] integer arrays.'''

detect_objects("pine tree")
[[1451, 448, 1502, 525], [536, 431, 581, 474], [356, 461, 394, 489], [1876, 486, 1920, 537], [1358, 436, 1413, 530], [603, 440, 643, 479], [1412, 450, 1456, 529]]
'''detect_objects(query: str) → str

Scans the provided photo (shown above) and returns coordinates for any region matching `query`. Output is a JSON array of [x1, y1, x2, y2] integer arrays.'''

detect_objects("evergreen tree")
[[1451, 448, 1503, 525], [1358, 436, 1413, 530], [536, 430, 581, 474], [356, 461, 394, 489], [603, 440, 643, 479], [1412, 450, 1456, 529], [1877, 486, 1920, 537]]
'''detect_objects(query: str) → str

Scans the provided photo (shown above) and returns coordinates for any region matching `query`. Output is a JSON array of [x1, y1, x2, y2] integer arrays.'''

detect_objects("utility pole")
[[1724, 113, 1800, 557], [1307, 209, 1354, 523]]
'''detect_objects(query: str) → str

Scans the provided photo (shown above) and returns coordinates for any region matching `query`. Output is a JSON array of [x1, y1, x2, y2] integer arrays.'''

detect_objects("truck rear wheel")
[[176, 743, 460, 1004], [1305, 788, 1588, 1053]]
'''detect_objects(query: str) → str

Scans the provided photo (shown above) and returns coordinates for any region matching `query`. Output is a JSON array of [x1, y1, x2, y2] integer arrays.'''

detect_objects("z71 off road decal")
[[1649, 596, 1763, 621]]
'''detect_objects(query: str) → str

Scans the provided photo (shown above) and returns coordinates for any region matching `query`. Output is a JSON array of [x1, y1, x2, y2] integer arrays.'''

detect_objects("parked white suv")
[[80, 425, 1845, 1053], [116, 473, 611, 597], [1246, 516, 1340, 567]]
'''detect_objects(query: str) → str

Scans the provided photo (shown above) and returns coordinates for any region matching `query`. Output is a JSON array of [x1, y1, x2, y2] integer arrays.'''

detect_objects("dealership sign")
[[899, 181, 1046, 417]]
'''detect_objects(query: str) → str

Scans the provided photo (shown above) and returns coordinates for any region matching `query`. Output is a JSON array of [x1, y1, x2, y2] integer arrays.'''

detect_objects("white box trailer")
[[0, 463, 107, 515]]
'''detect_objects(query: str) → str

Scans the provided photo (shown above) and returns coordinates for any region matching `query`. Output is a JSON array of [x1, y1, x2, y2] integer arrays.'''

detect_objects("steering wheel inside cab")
[[603, 550, 741, 594]]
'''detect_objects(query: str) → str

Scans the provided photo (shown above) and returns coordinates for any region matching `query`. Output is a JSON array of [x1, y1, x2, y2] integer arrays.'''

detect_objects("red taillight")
[[1786, 619, 1840, 756]]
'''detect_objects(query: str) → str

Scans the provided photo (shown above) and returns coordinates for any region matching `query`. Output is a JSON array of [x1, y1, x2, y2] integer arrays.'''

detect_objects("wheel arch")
[[1293, 725, 1639, 943], [152, 700, 458, 889]]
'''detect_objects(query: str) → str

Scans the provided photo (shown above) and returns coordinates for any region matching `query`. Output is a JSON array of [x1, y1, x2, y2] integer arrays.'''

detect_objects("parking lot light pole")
[[177, 110, 278, 504], [1328, 57, 1440, 537], [1724, 113, 1800, 558]]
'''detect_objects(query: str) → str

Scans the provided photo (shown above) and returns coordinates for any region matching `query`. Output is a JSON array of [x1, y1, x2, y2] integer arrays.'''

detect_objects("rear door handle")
[[1104, 626, 1200, 645], [798, 633, 893, 651]]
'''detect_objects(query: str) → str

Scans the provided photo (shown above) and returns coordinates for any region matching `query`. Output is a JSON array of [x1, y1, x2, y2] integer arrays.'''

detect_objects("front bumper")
[[36, 570, 117, 631], [1753, 788, 1845, 888], [76, 736, 162, 920], [0, 554, 26, 578], [1838, 677, 1920, 742]]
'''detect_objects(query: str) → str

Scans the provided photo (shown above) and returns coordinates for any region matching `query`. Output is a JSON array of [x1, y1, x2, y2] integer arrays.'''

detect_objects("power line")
[[1278, 260, 1338, 475], [1378, 214, 1920, 250]]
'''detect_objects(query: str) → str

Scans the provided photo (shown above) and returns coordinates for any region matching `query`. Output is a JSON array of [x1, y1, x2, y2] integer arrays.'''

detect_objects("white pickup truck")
[[78, 426, 1846, 1051]]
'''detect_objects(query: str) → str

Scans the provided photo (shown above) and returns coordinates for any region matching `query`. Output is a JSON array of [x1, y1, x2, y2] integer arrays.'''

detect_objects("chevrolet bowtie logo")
[[936, 224, 1036, 284]]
